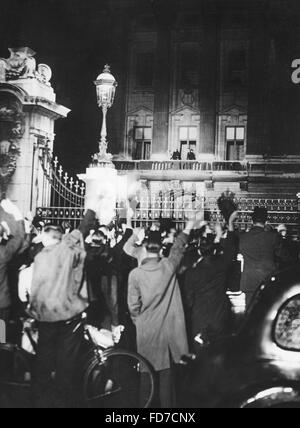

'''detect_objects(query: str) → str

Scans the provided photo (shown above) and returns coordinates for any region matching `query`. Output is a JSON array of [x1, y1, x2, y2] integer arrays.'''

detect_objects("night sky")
[[0, 0, 124, 175], [1, 0, 300, 175]]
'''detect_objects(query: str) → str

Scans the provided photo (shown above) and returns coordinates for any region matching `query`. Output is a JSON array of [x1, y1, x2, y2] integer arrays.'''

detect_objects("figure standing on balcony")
[[187, 149, 196, 161], [171, 149, 181, 161]]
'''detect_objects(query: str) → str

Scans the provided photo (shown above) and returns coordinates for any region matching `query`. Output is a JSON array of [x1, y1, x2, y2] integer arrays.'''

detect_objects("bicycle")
[[0, 316, 156, 408]]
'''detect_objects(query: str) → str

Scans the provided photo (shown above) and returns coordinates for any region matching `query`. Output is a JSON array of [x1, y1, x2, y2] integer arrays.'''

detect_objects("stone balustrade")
[[112, 160, 247, 172], [110, 160, 300, 176]]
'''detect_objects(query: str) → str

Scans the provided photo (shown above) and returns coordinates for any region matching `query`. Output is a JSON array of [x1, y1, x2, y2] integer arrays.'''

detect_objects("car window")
[[274, 295, 300, 351]]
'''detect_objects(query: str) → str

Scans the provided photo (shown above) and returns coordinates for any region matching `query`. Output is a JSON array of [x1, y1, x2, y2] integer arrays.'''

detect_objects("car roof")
[[238, 265, 300, 360]]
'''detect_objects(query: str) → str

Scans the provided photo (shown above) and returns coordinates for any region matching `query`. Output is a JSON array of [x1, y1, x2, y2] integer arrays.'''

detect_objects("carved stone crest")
[[0, 47, 37, 82], [0, 47, 52, 86]]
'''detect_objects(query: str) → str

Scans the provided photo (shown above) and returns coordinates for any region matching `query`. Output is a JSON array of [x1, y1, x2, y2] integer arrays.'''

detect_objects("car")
[[180, 265, 300, 408]]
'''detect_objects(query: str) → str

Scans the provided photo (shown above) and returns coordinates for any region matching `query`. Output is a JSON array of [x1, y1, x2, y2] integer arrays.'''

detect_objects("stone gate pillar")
[[0, 47, 70, 215]]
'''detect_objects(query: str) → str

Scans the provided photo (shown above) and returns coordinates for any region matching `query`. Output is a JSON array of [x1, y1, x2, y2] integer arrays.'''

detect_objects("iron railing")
[[111, 159, 300, 175], [37, 195, 300, 236], [38, 145, 86, 208]]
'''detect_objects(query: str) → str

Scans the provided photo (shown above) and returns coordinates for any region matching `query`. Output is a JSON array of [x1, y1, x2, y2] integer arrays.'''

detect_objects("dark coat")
[[85, 243, 120, 327], [184, 232, 237, 341], [239, 227, 281, 294], [128, 233, 189, 371], [0, 219, 25, 309]]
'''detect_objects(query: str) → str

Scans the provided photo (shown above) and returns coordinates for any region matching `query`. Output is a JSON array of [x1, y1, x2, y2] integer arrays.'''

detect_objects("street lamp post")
[[94, 64, 118, 164], [78, 65, 121, 225]]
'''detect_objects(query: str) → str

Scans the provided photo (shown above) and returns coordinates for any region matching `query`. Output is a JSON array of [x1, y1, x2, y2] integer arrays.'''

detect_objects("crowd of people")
[[0, 194, 299, 408]]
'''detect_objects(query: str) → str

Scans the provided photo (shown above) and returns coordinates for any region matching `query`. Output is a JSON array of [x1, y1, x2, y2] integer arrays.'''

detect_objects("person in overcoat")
[[183, 213, 238, 347], [127, 220, 195, 408], [239, 207, 284, 308]]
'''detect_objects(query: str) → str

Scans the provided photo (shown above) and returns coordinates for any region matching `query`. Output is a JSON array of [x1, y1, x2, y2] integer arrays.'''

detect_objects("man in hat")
[[239, 207, 283, 308], [127, 219, 197, 408]]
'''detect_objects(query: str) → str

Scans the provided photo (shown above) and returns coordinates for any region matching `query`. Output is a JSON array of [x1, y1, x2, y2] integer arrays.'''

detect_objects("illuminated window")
[[274, 295, 300, 352], [134, 127, 152, 160], [226, 126, 245, 161], [180, 127, 197, 160]]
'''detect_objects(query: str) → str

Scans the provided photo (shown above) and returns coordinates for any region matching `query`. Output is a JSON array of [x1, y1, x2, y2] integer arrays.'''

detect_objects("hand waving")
[[1, 199, 23, 221]]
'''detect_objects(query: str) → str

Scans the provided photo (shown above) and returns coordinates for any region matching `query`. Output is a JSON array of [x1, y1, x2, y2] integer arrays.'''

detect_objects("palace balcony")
[[111, 159, 300, 182]]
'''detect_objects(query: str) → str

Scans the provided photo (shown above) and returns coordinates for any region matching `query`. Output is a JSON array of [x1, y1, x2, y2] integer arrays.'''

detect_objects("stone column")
[[246, 6, 269, 159], [199, 15, 218, 158], [107, 6, 130, 156], [151, 1, 176, 160], [151, 26, 171, 160]]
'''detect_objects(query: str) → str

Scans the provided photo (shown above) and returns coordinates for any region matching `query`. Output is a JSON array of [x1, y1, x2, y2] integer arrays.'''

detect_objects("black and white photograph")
[[0, 0, 300, 412]]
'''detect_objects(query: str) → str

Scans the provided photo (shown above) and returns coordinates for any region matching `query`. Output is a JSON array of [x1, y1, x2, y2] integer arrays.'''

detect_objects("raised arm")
[[123, 228, 145, 260], [79, 209, 96, 239], [128, 271, 142, 324], [168, 219, 196, 271], [0, 199, 26, 262], [216, 211, 239, 270], [78, 194, 104, 239]]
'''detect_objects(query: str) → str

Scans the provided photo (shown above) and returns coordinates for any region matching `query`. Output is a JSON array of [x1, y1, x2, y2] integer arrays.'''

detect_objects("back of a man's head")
[[146, 231, 162, 255], [252, 207, 268, 225], [90, 230, 107, 247], [42, 225, 63, 247], [199, 234, 216, 257]]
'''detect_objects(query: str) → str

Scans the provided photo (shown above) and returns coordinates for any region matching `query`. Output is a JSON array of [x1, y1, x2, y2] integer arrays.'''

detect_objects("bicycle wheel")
[[83, 348, 156, 408]]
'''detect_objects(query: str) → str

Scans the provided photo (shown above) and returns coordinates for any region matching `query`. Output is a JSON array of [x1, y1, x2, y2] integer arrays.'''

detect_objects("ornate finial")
[[37, 64, 52, 86], [103, 64, 111, 73], [75, 181, 80, 193]]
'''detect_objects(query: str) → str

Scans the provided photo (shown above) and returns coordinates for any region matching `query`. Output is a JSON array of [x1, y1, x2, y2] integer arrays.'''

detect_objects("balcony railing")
[[113, 160, 248, 172], [112, 160, 300, 174]]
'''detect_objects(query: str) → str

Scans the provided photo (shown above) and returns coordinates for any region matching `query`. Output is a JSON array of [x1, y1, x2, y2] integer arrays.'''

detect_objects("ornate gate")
[[35, 147, 300, 236], [36, 144, 86, 229]]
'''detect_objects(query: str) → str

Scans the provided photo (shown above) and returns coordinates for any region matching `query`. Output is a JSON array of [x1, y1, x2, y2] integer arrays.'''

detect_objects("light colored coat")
[[29, 230, 89, 322], [128, 233, 189, 371], [29, 210, 95, 322]]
